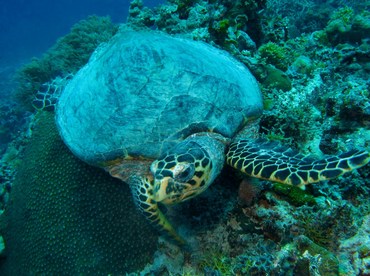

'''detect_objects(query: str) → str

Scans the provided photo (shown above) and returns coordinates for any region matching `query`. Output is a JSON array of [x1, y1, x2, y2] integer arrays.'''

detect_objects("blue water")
[[0, 0, 164, 97]]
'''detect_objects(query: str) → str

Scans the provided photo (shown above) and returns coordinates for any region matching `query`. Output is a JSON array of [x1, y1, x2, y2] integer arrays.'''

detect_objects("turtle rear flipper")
[[227, 139, 370, 187]]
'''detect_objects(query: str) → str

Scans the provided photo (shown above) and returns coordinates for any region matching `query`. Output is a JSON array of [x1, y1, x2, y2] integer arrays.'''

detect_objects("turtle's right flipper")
[[129, 175, 186, 246], [227, 139, 370, 187]]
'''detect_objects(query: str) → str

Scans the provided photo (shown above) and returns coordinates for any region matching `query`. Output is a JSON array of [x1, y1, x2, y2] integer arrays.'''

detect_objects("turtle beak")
[[153, 177, 173, 203], [153, 176, 199, 205]]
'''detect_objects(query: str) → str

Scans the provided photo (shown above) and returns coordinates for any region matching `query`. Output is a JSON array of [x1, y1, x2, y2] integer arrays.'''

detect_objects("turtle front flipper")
[[128, 175, 186, 246], [227, 139, 370, 187]]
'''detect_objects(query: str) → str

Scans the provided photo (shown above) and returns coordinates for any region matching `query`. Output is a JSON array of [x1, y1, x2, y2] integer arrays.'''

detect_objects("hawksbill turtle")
[[56, 29, 370, 244]]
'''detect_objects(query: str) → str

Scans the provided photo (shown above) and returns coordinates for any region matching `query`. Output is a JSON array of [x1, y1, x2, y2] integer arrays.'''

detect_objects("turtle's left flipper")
[[227, 139, 370, 187]]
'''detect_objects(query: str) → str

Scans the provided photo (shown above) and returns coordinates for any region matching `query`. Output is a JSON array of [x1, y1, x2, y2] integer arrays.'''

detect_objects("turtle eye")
[[174, 164, 195, 182]]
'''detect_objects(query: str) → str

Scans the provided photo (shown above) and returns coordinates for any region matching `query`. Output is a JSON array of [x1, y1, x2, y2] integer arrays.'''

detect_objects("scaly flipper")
[[128, 175, 186, 246], [227, 139, 370, 187]]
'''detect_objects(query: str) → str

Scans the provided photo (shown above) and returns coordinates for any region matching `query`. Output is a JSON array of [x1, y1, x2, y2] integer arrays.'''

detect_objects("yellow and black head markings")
[[227, 139, 370, 187], [150, 141, 213, 205]]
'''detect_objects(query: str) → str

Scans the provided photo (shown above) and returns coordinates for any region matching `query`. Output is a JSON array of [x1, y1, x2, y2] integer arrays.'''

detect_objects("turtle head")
[[151, 134, 226, 205], [150, 150, 212, 205]]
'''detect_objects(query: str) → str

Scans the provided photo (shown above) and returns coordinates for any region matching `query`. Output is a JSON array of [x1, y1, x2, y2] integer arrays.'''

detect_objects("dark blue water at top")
[[0, 0, 165, 96]]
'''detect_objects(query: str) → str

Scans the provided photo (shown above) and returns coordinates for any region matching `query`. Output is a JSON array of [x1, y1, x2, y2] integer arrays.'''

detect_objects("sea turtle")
[[56, 29, 370, 244]]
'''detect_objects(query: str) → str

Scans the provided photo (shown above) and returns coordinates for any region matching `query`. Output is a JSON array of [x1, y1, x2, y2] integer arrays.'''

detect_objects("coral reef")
[[0, 102, 30, 152], [0, 112, 157, 274], [15, 16, 118, 111], [123, 2, 370, 274], [0, 0, 369, 275], [0, 105, 33, 213], [325, 7, 370, 45], [127, 0, 266, 46], [338, 214, 370, 275], [258, 42, 291, 71], [258, 10, 370, 153]]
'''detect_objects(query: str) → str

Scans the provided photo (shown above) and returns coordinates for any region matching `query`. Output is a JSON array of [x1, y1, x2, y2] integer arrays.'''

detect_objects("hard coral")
[[258, 42, 290, 71], [325, 7, 370, 45], [338, 214, 370, 275], [295, 235, 339, 276], [0, 111, 157, 274]]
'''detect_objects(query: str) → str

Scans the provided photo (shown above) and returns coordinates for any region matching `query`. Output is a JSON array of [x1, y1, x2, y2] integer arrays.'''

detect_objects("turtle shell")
[[56, 30, 263, 167]]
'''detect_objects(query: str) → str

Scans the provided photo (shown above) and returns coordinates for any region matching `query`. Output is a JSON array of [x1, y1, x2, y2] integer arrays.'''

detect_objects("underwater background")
[[0, 0, 369, 275]]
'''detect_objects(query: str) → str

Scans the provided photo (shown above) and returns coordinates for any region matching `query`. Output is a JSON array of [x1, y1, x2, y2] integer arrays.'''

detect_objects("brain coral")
[[0, 111, 157, 274]]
